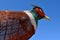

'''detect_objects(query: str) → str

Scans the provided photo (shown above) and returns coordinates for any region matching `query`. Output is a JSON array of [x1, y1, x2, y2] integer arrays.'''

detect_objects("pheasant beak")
[[44, 15, 50, 21]]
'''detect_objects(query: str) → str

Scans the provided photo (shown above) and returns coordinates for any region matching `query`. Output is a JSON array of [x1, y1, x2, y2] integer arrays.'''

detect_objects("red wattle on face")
[[36, 8, 45, 18]]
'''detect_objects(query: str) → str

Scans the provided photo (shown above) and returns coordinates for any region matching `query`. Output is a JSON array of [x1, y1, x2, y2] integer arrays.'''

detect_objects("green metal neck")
[[30, 9, 38, 25]]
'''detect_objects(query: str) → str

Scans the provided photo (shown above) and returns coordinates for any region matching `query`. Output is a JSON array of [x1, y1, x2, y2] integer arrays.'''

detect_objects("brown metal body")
[[0, 11, 35, 40]]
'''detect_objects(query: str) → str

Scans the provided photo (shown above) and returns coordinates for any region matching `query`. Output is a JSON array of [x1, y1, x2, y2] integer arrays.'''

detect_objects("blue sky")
[[0, 0, 60, 40]]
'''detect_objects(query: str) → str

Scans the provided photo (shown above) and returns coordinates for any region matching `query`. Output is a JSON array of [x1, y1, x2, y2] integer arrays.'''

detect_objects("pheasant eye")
[[40, 9, 45, 17], [40, 8, 43, 12], [40, 9, 42, 12]]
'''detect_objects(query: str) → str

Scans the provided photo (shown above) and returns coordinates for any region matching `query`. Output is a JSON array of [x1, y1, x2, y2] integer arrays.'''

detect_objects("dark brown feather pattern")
[[0, 11, 35, 40]]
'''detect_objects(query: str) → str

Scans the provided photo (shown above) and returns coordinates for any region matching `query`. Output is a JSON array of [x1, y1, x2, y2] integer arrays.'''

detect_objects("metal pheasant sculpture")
[[0, 5, 50, 40]]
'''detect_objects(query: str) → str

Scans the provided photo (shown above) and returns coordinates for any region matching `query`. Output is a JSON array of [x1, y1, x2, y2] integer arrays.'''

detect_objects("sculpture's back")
[[0, 11, 35, 40]]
